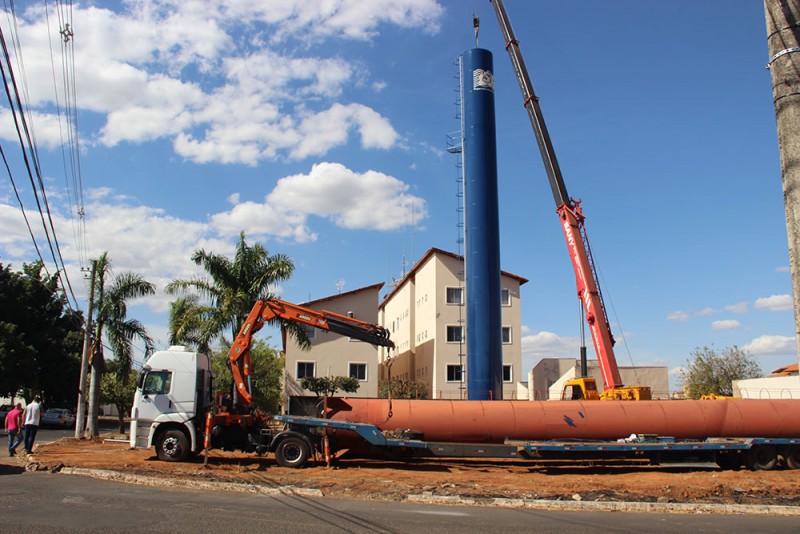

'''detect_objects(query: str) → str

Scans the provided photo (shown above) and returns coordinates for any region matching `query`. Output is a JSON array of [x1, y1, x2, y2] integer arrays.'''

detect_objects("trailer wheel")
[[783, 446, 800, 470], [156, 429, 190, 462], [746, 445, 778, 471], [715, 452, 742, 471], [275, 437, 310, 468]]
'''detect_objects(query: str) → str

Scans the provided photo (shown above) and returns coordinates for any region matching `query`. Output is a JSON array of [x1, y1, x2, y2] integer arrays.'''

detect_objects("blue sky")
[[0, 1, 794, 389]]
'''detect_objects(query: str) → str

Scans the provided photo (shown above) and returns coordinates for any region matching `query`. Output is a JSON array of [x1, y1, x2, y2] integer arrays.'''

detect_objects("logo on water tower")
[[473, 68, 494, 92]]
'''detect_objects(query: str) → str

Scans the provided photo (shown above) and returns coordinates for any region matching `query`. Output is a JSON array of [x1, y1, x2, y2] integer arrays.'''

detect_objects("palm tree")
[[86, 252, 155, 437], [166, 232, 300, 348]]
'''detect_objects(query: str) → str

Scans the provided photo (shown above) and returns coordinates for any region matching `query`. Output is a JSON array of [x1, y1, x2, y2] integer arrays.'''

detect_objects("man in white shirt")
[[23, 395, 42, 455]]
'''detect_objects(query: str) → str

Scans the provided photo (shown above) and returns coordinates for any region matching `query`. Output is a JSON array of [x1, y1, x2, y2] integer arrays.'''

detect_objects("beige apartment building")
[[283, 283, 386, 409], [379, 248, 527, 400], [283, 248, 528, 407]]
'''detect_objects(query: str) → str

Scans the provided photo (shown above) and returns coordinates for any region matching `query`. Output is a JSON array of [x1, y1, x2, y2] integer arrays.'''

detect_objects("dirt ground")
[[28, 437, 800, 507]]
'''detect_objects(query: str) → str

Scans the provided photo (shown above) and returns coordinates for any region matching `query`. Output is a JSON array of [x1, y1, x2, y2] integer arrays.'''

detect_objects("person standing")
[[22, 395, 42, 455], [4, 403, 23, 456]]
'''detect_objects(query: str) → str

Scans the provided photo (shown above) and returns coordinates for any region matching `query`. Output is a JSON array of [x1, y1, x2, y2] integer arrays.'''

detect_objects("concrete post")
[[74, 261, 95, 439], [764, 0, 800, 363]]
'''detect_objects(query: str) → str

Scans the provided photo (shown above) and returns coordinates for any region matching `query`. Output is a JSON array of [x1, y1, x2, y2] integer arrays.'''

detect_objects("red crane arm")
[[490, 0, 625, 390], [228, 298, 394, 407], [558, 203, 622, 389]]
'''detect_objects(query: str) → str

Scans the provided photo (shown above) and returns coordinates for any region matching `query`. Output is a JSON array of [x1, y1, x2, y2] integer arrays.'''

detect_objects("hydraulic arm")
[[229, 298, 394, 407]]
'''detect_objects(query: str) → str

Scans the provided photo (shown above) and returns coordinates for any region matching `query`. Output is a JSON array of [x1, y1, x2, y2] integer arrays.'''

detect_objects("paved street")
[[0, 463, 798, 533]]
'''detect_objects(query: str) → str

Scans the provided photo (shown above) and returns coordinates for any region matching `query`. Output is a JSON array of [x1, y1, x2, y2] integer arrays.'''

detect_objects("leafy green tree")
[[0, 262, 83, 406], [681, 346, 762, 399], [166, 232, 299, 348], [101, 360, 137, 433], [379, 379, 428, 400], [86, 252, 155, 436], [211, 339, 285, 414], [300, 376, 360, 398]]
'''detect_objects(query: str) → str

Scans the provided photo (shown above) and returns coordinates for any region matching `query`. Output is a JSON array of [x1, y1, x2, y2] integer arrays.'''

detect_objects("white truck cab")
[[130, 346, 213, 461]]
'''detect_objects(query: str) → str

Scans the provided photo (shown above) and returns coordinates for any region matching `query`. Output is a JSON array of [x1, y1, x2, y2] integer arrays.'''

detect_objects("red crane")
[[489, 0, 650, 400]]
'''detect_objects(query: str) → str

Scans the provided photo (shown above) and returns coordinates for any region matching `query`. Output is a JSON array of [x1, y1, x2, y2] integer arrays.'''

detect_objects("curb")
[[407, 493, 800, 516], [55, 466, 800, 515], [59, 467, 323, 497]]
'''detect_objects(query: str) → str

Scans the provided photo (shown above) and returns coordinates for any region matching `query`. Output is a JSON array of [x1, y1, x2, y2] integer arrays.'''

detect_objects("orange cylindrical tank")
[[325, 398, 800, 442]]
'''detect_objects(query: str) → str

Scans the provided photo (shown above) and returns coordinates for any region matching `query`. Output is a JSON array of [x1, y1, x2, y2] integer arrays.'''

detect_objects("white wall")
[[734, 376, 800, 399]]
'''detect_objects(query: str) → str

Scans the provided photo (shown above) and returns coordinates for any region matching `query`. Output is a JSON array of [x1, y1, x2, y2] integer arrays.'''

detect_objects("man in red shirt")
[[4, 403, 23, 456]]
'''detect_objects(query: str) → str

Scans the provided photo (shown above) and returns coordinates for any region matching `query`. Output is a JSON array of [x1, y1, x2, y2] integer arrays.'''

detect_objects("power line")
[[0, 19, 79, 310]]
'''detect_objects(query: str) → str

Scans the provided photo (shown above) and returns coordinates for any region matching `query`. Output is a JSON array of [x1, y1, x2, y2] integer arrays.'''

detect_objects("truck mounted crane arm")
[[228, 298, 395, 407], [489, 0, 623, 391]]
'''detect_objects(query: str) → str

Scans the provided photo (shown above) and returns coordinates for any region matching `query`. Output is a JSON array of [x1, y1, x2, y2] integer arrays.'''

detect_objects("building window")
[[501, 288, 511, 306], [446, 364, 464, 382], [501, 326, 512, 344], [446, 287, 464, 305], [503, 364, 513, 383], [446, 325, 463, 343], [296, 361, 315, 379], [349, 362, 367, 381]]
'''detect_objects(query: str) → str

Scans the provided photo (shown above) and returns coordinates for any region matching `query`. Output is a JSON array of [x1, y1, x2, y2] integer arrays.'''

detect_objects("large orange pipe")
[[326, 398, 800, 442]]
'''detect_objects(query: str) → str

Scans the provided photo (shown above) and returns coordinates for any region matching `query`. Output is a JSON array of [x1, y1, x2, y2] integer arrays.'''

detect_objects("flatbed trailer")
[[274, 415, 800, 471]]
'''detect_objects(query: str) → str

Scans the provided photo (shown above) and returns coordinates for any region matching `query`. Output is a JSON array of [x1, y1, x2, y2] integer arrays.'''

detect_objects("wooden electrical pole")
[[765, 0, 800, 362]]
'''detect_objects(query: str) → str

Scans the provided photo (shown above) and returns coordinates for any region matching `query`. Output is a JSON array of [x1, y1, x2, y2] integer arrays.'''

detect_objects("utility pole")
[[764, 0, 800, 363], [75, 261, 96, 439]]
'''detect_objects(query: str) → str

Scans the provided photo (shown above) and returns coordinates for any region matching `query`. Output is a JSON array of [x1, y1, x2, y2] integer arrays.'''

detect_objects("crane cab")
[[561, 377, 652, 401]]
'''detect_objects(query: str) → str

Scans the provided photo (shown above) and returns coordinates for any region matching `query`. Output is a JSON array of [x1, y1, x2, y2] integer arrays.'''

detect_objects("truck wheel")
[[275, 437, 310, 468], [746, 445, 778, 471], [156, 429, 190, 462], [783, 446, 800, 470]]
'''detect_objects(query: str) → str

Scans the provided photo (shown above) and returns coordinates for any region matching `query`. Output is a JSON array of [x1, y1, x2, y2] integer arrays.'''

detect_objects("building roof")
[[769, 363, 799, 377], [380, 247, 528, 307], [301, 282, 385, 307]]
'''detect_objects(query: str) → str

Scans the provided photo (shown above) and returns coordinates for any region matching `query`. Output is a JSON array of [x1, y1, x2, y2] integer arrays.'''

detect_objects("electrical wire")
[[1, 0, 88, 313], [0, 17, 79, 310]]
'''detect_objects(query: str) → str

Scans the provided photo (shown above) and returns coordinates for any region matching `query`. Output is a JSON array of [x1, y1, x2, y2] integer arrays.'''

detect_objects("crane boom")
[[229, 298, 394, 407], [488, 0, 623, 390]]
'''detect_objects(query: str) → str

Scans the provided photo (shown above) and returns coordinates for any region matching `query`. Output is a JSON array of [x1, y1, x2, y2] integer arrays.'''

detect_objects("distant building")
[[733, 362, 800, 399], [528, 358, 670, 400]]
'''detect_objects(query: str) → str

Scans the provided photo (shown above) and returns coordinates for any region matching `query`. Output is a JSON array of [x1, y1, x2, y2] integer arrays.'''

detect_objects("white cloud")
[[711, 319, 741, 330], [696, 307, 716, 317], [291, 103, 398, 160], [521, 330, 581, 362], [240, 0, 445, 42], [0, 109, 67, 150], [776, 266, 790, 273], [202, 162, 427, 241], [1, 1, 440, 165], [0, 190, 233, 313], [667, 310, 689, 322], [742, 335, 796, 356], [723, 301, 748, 313], [754, 294, 793, 312]]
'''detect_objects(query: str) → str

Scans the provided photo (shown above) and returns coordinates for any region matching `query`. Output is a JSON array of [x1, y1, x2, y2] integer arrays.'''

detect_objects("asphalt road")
[[0, 466, 798, 533]]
